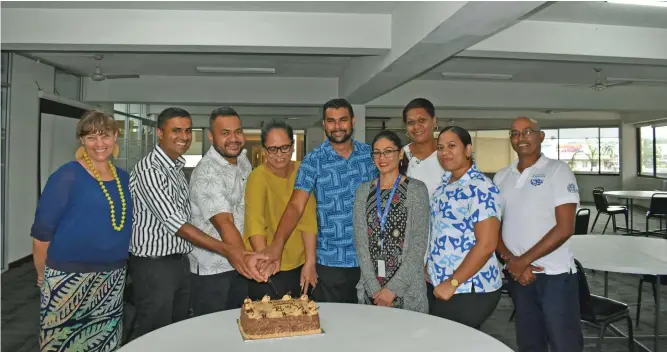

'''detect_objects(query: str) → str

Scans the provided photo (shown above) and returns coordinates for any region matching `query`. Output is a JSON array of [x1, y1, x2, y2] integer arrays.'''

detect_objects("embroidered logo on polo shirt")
[[530, 174, 545, 186], [567, 183, 578, 193]]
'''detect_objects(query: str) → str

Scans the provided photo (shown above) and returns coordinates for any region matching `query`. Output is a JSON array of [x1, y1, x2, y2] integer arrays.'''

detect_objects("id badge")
[[378, 260, 386, 278]]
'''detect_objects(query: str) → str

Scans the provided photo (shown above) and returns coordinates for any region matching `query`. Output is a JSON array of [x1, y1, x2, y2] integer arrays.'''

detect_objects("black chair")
[[591, 189, 628, 234], [635, 274, 667, 326], [645, 193, 667, 236], [575, 208, 591, 235], [576, 259, 634, 352]]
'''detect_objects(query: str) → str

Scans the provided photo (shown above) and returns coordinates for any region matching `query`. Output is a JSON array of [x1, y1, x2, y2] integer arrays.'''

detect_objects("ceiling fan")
[[587, 68, 632, 91], [84, 54, 140, 82]]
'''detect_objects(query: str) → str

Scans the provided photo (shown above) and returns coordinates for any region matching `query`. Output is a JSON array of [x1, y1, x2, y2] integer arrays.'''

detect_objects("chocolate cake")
[[239, 294, 322, 339]]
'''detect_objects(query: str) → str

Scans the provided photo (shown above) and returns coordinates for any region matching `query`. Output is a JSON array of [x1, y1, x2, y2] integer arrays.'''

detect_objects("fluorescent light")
[[606, 0, 667, 7], [441, 72, 513, 81], [196, 66, 276, 74]]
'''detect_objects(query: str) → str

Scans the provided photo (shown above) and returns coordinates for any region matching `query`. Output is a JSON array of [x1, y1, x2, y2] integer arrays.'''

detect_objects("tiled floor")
[[2, 203, 666, 351]]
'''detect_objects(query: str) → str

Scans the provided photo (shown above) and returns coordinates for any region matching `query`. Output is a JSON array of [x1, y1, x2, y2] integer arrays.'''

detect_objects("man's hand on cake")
[[246, 251, 271, 282], [373, 288, 396, 307], [260, 243, 284, 276], [300, 262, 318, 294], [228, 246, 269, 282]]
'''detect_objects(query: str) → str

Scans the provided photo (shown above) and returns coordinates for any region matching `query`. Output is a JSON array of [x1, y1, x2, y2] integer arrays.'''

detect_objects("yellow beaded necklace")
[[83, 152, 127, 231]]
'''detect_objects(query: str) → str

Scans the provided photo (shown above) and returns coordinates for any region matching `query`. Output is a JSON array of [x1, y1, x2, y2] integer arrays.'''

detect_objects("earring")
[[75, 146, 85, 160]]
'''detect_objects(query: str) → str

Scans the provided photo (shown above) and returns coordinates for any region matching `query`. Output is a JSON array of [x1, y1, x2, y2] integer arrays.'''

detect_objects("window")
[[558, 128, 601, 174], [556, 128, 619, 174], [639, 124, 667, 178], [469, 127, 620, 175], [183, 129, 204, 168], [1, 52, 9, 87], [541, 129, 559, 161]]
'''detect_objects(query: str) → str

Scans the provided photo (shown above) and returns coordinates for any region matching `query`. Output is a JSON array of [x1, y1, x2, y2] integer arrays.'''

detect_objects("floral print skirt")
[[39, 266, 126, 352]]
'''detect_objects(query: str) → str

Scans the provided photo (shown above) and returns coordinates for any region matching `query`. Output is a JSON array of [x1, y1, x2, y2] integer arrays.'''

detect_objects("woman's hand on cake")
[[373, 288, 396, 307], [300, 261, 318, 294]]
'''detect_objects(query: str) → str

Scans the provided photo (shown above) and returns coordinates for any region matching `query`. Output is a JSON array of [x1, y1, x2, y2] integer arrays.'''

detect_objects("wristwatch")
[[450, 278, 459, 287]]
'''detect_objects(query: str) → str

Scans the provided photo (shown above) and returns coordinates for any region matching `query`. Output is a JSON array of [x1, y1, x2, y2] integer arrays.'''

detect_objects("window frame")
[[636, 124, 667, 179]]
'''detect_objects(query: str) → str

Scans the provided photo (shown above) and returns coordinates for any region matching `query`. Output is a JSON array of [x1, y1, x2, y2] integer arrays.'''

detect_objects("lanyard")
[[376, 175, 401, 249]]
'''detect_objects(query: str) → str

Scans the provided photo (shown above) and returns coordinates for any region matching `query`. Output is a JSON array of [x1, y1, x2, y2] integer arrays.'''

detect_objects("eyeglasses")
[[509, 129, 539, 139], [372, 149, 400, 158], [265, 144, 293, 154]]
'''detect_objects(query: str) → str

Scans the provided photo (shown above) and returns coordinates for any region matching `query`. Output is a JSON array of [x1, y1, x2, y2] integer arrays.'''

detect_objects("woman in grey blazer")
[[353, 130, 430, 313]]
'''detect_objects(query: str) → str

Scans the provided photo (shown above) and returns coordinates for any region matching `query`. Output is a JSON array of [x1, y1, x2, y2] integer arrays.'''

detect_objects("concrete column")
[[352, 104, 366, 143], [620, 121, 637, 190]]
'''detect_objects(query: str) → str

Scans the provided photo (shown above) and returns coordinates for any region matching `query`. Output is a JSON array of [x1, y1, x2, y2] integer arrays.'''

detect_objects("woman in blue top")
[[426, 126, 502, 329], [31, 110, 133, 352]]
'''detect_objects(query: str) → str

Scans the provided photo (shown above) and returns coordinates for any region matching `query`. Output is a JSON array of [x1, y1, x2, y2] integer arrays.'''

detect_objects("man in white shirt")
[[189, 107, 253, 315], [494, 117, 583, 352]]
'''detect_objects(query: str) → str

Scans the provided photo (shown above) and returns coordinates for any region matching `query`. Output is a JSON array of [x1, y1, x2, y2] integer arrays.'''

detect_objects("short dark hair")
[[322, 98, 354, 120], [157, 107, 191, 129], [209, 106, 240, 129], [260, 120, 294, 148], [371, 130, 407, 175], [438, 125, 473, 147], [402, 98, 435, 123]]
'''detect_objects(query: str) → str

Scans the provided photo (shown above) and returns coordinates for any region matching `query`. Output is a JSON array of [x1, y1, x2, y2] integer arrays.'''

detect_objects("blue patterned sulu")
[[294, 139, 378, 267]]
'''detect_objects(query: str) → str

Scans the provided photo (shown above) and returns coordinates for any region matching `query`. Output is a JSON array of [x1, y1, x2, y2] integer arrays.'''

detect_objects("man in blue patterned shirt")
[[261, 98, 377, 303]]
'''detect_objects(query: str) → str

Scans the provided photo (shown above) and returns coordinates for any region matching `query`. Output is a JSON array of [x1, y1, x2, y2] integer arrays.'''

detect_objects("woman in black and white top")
[[353, 130, 430, 313]]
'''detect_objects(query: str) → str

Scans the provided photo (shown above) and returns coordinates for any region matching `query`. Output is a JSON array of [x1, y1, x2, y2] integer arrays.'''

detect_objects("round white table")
[[571, 235, 667, 351], [118, 303, 513, 352], [603, 190, 666, 233]]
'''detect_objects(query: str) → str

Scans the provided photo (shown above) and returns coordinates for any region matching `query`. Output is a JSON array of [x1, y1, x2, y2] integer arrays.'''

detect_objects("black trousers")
[[127, 254, 190, 342], [509, 273, 583, 352], [190, 270, 248, 316], [248, 265, 302, 300], [427, 282, 501, 329], [311, 264, 360, 303]]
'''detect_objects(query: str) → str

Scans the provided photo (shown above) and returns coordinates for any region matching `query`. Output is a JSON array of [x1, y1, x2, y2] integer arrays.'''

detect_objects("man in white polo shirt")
[[494, 117, 583, 352]]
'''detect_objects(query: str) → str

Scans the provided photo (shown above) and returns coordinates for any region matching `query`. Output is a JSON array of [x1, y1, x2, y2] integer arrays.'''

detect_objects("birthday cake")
[[239, 294, 321, 340]]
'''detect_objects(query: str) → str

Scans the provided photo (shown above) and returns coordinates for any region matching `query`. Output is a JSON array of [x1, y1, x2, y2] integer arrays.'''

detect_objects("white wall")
[[7, 55, 55, 262], [576, 175, 622, 203]]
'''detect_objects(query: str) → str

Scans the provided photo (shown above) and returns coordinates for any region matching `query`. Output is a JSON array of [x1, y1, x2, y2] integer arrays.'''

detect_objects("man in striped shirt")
[[127, 107, 267, 341]]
